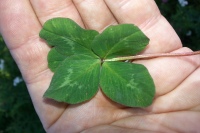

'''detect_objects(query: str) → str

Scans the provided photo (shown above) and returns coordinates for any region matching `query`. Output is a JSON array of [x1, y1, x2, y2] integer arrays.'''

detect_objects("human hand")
[[0, 0, 199, 132]]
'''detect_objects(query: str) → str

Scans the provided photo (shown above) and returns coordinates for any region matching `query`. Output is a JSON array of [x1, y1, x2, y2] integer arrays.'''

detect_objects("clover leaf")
[[39, 18, 155, 107]]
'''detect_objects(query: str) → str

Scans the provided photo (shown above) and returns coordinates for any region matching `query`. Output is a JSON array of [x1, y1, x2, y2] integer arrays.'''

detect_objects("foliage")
[[0, 37, 45, 133], [40, 18, 155, 107], [155, 0, 200, 50], [0, 1, 199, 132]]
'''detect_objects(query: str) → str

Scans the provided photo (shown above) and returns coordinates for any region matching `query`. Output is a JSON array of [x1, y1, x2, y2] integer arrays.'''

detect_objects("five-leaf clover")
[[39, 18, 155, 107]]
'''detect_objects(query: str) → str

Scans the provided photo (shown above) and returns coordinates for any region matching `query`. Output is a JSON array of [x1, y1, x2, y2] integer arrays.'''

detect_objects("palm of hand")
[[0, 0, 200, 133]]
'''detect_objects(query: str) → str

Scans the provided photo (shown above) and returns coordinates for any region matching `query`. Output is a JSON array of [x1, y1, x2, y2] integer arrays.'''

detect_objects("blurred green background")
[[0, 1, 199, 132]]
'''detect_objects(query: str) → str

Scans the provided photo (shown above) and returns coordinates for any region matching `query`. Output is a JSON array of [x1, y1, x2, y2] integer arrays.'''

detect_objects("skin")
[[0, 0, 200, 132]]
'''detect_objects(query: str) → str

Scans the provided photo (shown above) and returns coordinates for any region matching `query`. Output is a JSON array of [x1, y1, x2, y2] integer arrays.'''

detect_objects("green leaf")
[[44, 55, 101, 104], [100, 61, 155, 107], [40, 17, 99, 56], [92, 24, 149, 59]]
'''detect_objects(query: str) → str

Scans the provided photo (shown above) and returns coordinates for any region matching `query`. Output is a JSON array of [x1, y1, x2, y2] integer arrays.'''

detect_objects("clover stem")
[[104, 50, 200, 62]]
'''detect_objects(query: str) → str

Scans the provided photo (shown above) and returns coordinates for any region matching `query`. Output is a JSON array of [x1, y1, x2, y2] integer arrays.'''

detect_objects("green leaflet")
[[40, 17, 99, 49], [40, 17, 98, 56], [40, 18, 99, 71], [40, 17, 155, 107], [44, 55, 101, 104], [100, 62, 155, 107], [92, 24, 149, 59]]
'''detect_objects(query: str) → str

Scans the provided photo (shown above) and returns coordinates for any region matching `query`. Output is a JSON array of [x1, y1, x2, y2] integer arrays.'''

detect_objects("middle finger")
[[30, 0, 84, 26], [73, 0, 118, 31]]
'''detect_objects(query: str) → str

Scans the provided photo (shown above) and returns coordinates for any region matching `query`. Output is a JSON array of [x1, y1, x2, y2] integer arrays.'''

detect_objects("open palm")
[[0, 0, 200, 132]]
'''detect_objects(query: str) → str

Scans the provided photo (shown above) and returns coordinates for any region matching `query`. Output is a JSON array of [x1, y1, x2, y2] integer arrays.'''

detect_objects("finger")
[[0, 0, 66, 129], [73, 0, 117, 31], [105, 0, 182, 53], [0, 1, 41, 50], [30, 0, 84, 26], [134, 47, 200, 97], [0, 0, 49, 82], [149, 66, 200, 113]]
